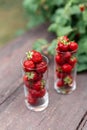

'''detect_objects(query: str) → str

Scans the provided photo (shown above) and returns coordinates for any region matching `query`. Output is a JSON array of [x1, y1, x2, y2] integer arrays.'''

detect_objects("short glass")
[[21, 55, 49, 111], [54, 50, 77, 94]]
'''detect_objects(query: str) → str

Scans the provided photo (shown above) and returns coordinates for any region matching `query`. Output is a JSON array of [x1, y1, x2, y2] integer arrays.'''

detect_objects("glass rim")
[[21, 54, 49, 71]]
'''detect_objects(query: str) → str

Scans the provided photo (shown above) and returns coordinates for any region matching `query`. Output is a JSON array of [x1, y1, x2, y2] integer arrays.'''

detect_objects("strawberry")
[[36, 61, 47, 73], [23, 60, 35, 72], [62, 64, 72, 73], [69, 56, 77, 67], [57, 72, 65, 79], [26, 50, 42, 63], [33, 80, 45, 91], [38, 88, 46, 98], [29, 88, 46, 98], [62, 44, 69, 52], [64, 52, 71, 61], [69, 42, 78, 51], [63, 36, 69, 42], [26, 71, 42, 81], [55, 54, 64, 65], [57, 36, 70, 52], [58, 42, 69, 52], [56, 65, 62, 73], [23, 75, 30, 88], [57, 42, 64, 51], [79, 4, 85, 12], [27, 94, 37, 105], [57, 80, 64, 88], [64, 75, 73, 85]]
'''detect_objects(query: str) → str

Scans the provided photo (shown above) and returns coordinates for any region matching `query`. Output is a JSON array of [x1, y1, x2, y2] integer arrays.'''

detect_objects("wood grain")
[[0, 23, 87, 130]]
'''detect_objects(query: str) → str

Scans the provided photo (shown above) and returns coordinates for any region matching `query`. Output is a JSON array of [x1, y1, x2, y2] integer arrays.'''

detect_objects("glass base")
[[25, 92, 49, 112], [54, 81, 76, 95]]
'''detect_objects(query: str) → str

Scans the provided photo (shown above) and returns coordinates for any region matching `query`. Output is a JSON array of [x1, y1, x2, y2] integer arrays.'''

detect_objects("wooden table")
[[0, 23, 87, 130]]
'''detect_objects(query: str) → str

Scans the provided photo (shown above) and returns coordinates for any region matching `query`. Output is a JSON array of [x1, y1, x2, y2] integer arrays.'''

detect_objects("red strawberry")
[[27, 94, 37, 105], [38, 88, 46, 98], [69, 56, 77, 67], [26, 71, 41, 81], [57, 36, 69, 52], [36, 61, 47, 73], [23, 75, 30, 88], [29, 88, 46, 98], [63, 36, 69, 42], [26, 50, 42, 63], [79, 4, 85, 12], [55, 54, 64, 65], [62, 44, 69, 52], [33, 80, 45, 91], [69, 42, 78, 51], [57, 42, 64, 51], [29, 89, 39, 98], [56, 65, 62, 73], [57, 72, 65, 79], [64, 75, 73, 85], [23, 60, 35, 72], [57, 80, 64, 88], [62, 64, 72, 73], [64, 52, 71, 61], [58, 42, 69, 52]]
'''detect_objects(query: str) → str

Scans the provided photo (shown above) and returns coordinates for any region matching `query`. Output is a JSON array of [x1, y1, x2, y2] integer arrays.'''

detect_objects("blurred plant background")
[[23, 0, 87, 72], [0, 0, 27, 46], [0, 0, 87, 72]]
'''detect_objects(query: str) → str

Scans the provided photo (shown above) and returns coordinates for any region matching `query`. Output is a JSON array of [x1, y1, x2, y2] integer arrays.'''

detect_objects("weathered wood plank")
[[82, 122, 87, 130], [76, 111, 87, 130], [0, 62, 87, 130]]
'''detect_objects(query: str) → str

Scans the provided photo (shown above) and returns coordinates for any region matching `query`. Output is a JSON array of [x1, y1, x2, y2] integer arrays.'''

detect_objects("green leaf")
[[32, 39, 48, 52], [55, 15, 69, 25], [83, 10, 87, 26], [23, 0, 39, 13], [70, 5, 80, 15], [78, 36, 87, 54], [47, 39, 57, 55], [56, 26, 73, 36], [78, 54, 87, 63], [77, 63, 87, 72], [77, 21, 86, 34], [27, 15, 45, 29], [52, 0, 64, 6], [48, 23, 57, 32]]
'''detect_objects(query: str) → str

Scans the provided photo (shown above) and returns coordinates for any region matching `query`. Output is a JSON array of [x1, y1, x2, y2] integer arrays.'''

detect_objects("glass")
[[54, 50, 77, 94], [21, 55, 49, 111]]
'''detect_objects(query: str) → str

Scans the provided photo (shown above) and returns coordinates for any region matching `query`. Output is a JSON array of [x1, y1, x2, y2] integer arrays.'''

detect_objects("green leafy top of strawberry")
[[70, 56, 77, 61], [26, 72, 35, 80], [41, 79, 45, 88], [58, 36, 69, 45], [64, 76, 72, 85], [26, 51, 33, 60], [56, 66, 62, 73]]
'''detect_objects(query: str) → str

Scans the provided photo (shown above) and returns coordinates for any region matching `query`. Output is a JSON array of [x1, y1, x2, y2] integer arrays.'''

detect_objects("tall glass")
[[21, 55, 49, 111], [54, 50, 77, 94]]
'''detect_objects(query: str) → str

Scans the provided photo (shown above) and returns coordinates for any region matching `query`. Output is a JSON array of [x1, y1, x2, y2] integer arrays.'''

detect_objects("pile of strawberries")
[[23, 50, 47, 105], [55, 36, 78, 88]]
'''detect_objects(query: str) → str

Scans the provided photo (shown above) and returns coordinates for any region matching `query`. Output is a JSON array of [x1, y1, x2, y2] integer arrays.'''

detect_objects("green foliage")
[[47, 39, 57, 55], [32, 39, 48, 52], [23, 0, 87, 72]]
